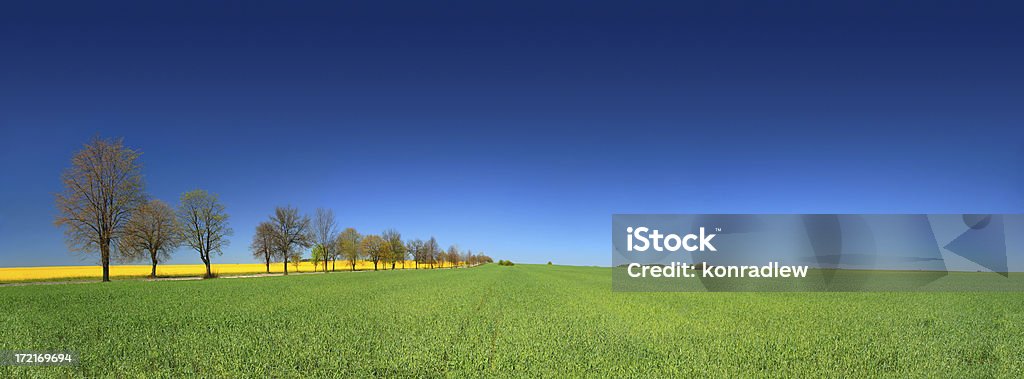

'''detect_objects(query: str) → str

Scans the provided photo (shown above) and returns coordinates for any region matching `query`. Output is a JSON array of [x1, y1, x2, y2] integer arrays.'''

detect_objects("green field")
[[1, 264, 1022, 377]]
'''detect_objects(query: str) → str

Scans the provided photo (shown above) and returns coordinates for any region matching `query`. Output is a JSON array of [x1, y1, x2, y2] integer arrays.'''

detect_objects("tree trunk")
[[391, 262, 396, 270], [100, 241, 111, 282], [332, 259, 336, 271], [265, 256, 270, 273], [151, 261, 157, 278], [351, 263, 356, 271], [283, 259, 289, 275], [373, 261, 378, 271]]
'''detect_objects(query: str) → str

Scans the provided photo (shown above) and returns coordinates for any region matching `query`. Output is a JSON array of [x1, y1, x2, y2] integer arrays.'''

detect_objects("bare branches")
[[269, 206, 312, 275], [361, 235, 386, 271], [382, 228, 405, 270], [424, 237, 440, 268], [337, 228, 362, 271], [177, 189, 232, 278], [251, 221, 276, 273], [406, 239, 424, 268], [118, 199, 181, 276], [447, 245, 460, 268], [312, 208, 338, 272], [54, 136, 146, 281]]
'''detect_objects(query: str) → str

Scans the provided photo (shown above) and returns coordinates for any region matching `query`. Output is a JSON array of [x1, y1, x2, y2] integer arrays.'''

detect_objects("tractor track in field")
[[483, 270, 508, 370]]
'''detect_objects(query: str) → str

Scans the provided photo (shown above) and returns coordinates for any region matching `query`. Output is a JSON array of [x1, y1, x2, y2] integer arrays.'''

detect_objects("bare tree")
[[361, 234, 386, 271], [251, 221, 276, 273], [54, 137, 147, 282], [312, 208, 338, 273], [447, 245, 459, 268], [382, 228, 404, 270], [337, 227, 362, 271], [407, 239, 424, 269], [177, 189, 232, 278], [118, 199, 181, 277], [435, 244, 446, 268], [270, 206, 311, 275], [424, 237, 439, 269]]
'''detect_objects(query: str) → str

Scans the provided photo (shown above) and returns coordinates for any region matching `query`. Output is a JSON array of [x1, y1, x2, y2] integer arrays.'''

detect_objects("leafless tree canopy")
[[447, 245, 460, 268], [118, 199, 181, 277], [251, 221, 276, 273], [312, 208, 338, 272], [270, 205, 312, 275], [177, 189, 232, 278], [406, 239, 424, 269], [382, 228, 405, 270], [54, 136, 146, 281], [361, 234, 386, 271], [424, 237, 440, 268], [337, 227, 362, 271]]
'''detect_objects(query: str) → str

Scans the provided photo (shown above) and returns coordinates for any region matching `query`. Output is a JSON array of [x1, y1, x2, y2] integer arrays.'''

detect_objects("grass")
[[0, 264, 1022, 377]]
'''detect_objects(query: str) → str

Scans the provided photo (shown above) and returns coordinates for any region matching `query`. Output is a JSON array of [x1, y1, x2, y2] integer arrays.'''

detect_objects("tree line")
[[250, 206, 492, 275], [54, 137, 491, 282]]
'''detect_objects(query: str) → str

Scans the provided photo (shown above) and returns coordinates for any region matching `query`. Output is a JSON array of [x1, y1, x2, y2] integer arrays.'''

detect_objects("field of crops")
[[1, 264, 1022, 377], [0, 260, 425, 283]]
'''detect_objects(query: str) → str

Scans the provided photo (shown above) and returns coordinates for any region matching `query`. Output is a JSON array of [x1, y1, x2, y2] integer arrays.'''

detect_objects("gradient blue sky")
[[1, 1, 1023, 267]]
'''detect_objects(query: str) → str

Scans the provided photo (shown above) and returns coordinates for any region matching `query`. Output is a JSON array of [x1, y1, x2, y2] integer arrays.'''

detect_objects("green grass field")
[[1, 264, 1022, 377]]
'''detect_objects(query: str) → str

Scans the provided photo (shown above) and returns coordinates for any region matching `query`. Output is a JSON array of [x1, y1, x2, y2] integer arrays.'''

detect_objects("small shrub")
[[547, 261, 552, 265], [498, 260, 514, 266]]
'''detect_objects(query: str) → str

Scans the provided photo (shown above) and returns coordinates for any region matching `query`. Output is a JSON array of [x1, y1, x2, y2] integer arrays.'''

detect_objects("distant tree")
[[447, 245, 460, 268], [177, 189, 232, 278], [269, 206, 312, 275], [311, 244, 325, 271], [424, 237, 439, 269], [54, 136, 147, 282], [407, 239, 424, 269], [382, 228, 405, 270], [290, 254, 302, 272], [312, 208, 338, 272], [118, 199, 181, 278], [251, 221, 276, 273], [361, 234, 386, 271], [337, 227, 362, 271]]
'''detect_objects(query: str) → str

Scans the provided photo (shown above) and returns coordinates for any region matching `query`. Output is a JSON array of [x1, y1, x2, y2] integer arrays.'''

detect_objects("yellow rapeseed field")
[[0, 260, 447, 282]]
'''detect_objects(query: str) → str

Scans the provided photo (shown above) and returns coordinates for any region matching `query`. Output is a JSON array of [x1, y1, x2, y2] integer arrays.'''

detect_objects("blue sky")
[[1, 1, 1023, 267]]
